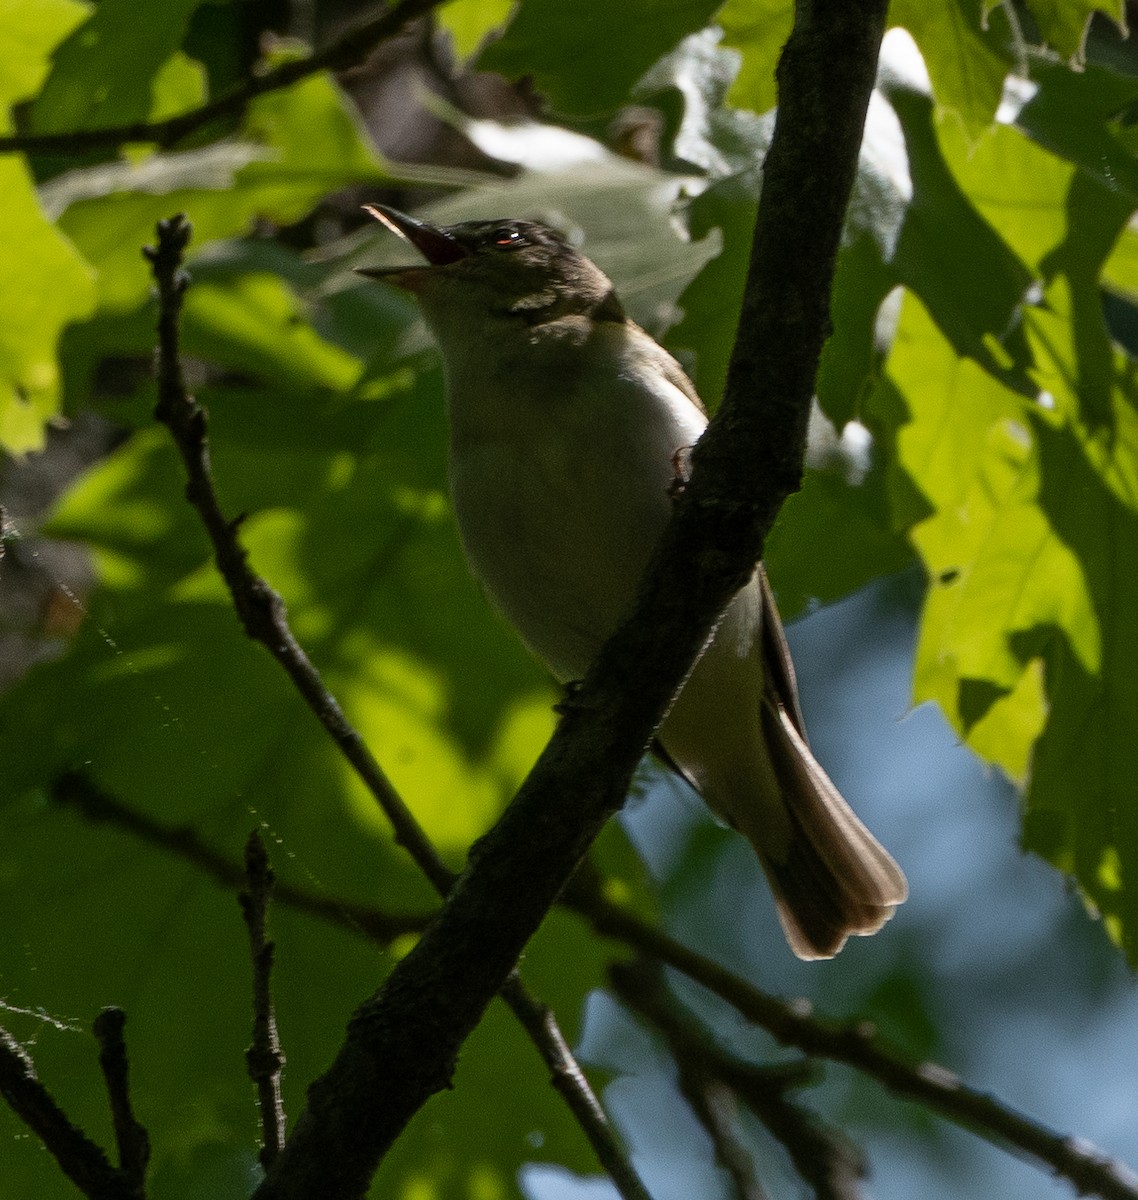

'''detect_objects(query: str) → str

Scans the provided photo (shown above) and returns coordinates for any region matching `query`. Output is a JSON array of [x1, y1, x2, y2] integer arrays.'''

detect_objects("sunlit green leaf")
[[181, 269, 362, 394], [0, 0, 89, 111], [1022, 0, 1125, 62], [886, 86, 1034, 381], [29, 0, 204, 132], [1015, 59, 1138, 202], [0, 0, 97, 451], [47, 70, 396, 312], [880, 262, 1138, 958], [890, 0, 1013, 134], [715, 0, 793, 116], [438, 0, 515, 60], [147, 49, 207, 123], [883, 299, 1068, 776], [0, 159, 97, 451]]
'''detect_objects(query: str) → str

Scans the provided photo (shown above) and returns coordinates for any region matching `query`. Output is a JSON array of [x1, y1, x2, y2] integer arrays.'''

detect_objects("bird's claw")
[[668, 444, 694, 498]]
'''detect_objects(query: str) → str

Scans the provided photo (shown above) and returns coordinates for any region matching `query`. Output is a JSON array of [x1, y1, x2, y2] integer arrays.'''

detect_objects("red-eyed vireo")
[[358, 204, 907, 959]]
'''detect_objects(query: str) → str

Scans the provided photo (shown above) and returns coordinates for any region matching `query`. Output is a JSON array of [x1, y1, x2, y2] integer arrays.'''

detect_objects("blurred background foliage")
[[1, 0, 1138, 1198]]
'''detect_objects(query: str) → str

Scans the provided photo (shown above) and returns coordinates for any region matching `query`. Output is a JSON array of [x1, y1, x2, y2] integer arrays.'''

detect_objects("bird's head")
[[357, 205, 625, 331]]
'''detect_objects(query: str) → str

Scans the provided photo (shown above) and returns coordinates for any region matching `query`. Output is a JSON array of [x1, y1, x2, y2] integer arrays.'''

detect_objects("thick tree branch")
[[241, 834, 288, 1169], [253, 3, 891, 1197], [0, 1026, 138, 1200], [0, 0, 445, 155], [144, 222, 648, 1199]]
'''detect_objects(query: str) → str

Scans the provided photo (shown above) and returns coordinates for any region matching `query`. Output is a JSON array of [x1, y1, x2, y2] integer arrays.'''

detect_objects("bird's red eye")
[[494, 229, 523, 247]]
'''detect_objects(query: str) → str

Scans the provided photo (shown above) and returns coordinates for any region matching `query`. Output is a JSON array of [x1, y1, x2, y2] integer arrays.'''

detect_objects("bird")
[[358, 204, 907, 959]]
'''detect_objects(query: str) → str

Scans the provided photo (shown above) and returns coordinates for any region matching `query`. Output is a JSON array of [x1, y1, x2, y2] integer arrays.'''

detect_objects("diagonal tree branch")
[[144, 223, 649, 1200], [0, 0, 446, 156], [145, 214, 455, 898], [252, 2, 891, 1197]]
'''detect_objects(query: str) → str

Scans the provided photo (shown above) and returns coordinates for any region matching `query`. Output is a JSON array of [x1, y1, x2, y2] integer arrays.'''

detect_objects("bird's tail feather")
[[752, 701, 907, 961]]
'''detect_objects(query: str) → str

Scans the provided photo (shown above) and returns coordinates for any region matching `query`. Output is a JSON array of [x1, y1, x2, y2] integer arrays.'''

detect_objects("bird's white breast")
[[444, 319, 706, 681]]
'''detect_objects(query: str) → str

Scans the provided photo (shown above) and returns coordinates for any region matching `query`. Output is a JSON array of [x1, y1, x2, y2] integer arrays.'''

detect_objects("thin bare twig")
[[0, 1026, 137, 1200], [241, 833, 288, 1169], [92, 1009, 150, 1198], [144, 216, 649, 1200], [612, 962, 866, 1200], [51, 772, 431, 943], [0, 0, 445, 155], [568, 884, 1138, 1200], [506, 986, 650, 1200], [55, 772, 1138, 1200], [145, 214, 454, 897]]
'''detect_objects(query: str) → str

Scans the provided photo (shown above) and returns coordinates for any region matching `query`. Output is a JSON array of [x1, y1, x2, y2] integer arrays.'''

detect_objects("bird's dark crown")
[[438, 219, 572, 256]]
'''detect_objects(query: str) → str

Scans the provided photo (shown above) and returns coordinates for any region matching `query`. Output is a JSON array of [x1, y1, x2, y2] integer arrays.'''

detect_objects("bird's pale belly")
[[449, 433, 673, 682]]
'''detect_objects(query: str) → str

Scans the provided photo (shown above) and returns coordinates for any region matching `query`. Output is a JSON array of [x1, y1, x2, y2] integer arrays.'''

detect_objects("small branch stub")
[[241, 831, 288, 1168]]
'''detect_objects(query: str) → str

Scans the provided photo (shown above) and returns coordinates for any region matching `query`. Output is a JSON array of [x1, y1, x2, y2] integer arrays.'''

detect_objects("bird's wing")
[[758, 566, 807, 739], [629, 323, 708, 417]]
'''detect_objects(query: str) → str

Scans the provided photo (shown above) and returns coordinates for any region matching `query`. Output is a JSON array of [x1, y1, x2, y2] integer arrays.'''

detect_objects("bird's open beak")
[[356, 205, 470, 290]]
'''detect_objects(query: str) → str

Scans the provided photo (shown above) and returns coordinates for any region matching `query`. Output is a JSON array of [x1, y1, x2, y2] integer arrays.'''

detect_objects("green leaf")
[[886, 86, 1034, 381], [883, 299, 1061, 777], [147, 49, 207, 123], [890, 0, 1014, 134], [28, 0, 205, 132], [1019, 334, 1138, 958], [1022, 0, 1125, 62], [181, 267, 362, 394], [1015, 58, 1138, 203], [438, 0, 515, 60], [873, 111, 1138, 899], [478, 0, 723, 116], [935, 111, 1074, 274], [47, 69, 395, 312], [0, 0, 90, 111], [0, 164, 96, 451], [879, 252, 1138, 958], [0, 0, 97, 451], [715, 0, 794, 116], [766, 450, 915, 622]]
